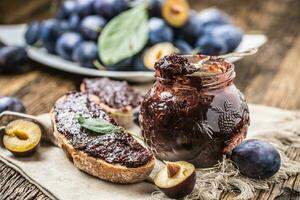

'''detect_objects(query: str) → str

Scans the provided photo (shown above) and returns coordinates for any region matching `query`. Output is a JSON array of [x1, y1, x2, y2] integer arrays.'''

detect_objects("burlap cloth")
[[0, 104, 300, 200]]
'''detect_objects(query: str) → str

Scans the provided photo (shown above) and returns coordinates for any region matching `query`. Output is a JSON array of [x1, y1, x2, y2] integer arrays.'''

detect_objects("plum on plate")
[[0, 46, 28, 73], [58, 20, 74, 33], [132, 53, 146, 71], [105, 57, 133, 71], [209, 25, 243, 52], [72, 41, 98, 68], [79, 15, 106, 40], [25, 22, 41, 45], [196, 24, 243, 55], [197, 8, 232, 28], [174, 39, 193, 54], [149, 17, 174, 44], [162, 0, 189, 28], [0, 96, 26, 113], [177, 8, 232, 46], [148, 0, 163, 18], [230, 139, 281, 179], [93, 0, 128, 19], [195, 34, 228, 55], [132, 49, 150, 71], [176, 11, 202, 45], [3, 120, 41, 157], [56, 0, 78, 19], [76, 0, 94, 17], [55, 32, 82, 60], [144, 42, 177, 70], [40, 19, 63, 53], [68, 14, 81, 31]]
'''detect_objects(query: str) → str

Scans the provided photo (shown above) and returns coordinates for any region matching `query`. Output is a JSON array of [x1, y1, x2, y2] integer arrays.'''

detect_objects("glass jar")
[[140, 57, 250, 168]]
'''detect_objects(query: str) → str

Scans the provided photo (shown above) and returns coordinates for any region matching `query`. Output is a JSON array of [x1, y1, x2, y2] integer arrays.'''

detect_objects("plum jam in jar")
[[140, 54, 250, 168]]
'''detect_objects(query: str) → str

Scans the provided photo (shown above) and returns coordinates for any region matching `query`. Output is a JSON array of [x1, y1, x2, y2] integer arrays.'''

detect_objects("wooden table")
[[0, 0, 299, 199]]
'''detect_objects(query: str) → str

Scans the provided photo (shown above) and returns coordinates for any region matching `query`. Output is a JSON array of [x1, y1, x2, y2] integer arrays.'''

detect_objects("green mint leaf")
[[78, 115, 122, 135], [98, 4, 149, 65]]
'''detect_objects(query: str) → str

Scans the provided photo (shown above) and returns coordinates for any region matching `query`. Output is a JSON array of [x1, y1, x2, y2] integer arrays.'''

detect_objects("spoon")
[[217, 48, 258, 59], [0, 111, 58, 146], [182, 48, 257, 60], [182, 48, 258, 69]]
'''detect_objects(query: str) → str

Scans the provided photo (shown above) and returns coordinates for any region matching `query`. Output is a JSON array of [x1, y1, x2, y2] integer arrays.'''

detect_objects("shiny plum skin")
[[196, 24, 243, 55], [197, 8, 231, 29], [148, 0, 163, 18], [58, 20, 74, 33], [79, 15, 106, 40], [40, 20, 63, 53], [149, 18, 174, 44], [0, 96, 26, 113], [178, 8, 231, 45], [56, 0, 78, 19], [230, 139, 281, 179], [68, 14, 81, 31], [209, 25, 243, 52], [195, 34, 228, 55], [0, 46, 28, 73], [55, 32, 82, 60], [25, 22, 41, 45], [132, 50, 150, 71], [76, 0, 94, 17], [93, 0, 128, 19], [72, 41, 98, 68], [175, 39, 193, 54], [177, 11, 202, 45], [106, 57, 133, 71]]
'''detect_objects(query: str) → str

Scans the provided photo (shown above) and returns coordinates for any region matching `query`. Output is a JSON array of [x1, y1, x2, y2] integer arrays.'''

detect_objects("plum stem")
[[93, 60, 105, 70]]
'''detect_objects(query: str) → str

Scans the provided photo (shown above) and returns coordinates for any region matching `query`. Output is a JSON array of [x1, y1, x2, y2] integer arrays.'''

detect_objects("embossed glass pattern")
[[140, 61, 249, 168]]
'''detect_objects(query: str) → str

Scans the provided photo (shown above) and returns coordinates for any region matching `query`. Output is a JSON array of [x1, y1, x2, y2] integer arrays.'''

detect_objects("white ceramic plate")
[[0, 24, 267, 83]]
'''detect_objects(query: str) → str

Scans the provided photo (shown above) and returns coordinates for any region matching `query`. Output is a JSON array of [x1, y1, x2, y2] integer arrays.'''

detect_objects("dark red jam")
[[82, 78, 143, 109], [53, 92, 152, 168], [140, 54, 250, 168]]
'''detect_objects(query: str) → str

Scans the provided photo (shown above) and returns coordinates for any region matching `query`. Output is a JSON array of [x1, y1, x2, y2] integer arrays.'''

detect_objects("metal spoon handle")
[[181, 48, 258, 60], [217, 48, 258, 59]]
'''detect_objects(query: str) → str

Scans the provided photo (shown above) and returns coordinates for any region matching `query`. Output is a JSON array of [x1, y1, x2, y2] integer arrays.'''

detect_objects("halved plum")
[[162, 0, 189, 28], [154, 161, 196, 198], [144, 43, 177, 70], [3, 120, 41, 157]]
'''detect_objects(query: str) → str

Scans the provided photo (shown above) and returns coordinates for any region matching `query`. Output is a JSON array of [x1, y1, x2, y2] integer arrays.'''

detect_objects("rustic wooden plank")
[[0, 70, 40, 96], [262, 36, 300, 109], [0, 0, 55, 24]]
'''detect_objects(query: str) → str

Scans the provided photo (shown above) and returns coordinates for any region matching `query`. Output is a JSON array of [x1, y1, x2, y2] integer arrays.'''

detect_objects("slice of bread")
[[50, 94, 155, 184], [80, 78, 142, 129]]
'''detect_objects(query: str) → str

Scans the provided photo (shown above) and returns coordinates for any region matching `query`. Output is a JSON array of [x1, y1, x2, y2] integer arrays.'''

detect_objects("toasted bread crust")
[[80, 83, 134, 128], [51, 95, 155, 184]]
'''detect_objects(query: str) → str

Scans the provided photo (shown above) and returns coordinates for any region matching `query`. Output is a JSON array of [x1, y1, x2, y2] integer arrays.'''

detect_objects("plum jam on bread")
[[51, 92, 154, 183]]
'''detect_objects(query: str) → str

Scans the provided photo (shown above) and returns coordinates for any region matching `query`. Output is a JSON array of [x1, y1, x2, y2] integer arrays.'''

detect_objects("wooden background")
[[0, 0, 300, 199]]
